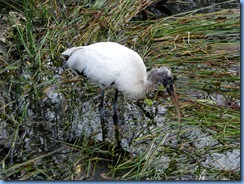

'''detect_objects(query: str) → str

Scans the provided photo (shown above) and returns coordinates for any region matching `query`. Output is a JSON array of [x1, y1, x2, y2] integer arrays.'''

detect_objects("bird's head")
[[148, 67, 181, 121]]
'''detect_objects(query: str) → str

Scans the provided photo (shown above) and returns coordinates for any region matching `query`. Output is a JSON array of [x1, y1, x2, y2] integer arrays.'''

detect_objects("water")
[[166, 0, 239, 15]]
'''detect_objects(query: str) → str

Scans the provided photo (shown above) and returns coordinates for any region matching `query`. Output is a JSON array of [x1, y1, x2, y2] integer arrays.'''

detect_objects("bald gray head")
[[147, 67, 174, 95], [147, 66, 181, 121]]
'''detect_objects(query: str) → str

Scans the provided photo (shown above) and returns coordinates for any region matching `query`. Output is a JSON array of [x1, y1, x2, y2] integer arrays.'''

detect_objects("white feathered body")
[[62, 42, 148, 98]]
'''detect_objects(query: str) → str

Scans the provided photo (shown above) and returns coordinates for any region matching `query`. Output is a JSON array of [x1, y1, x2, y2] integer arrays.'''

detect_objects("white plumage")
[[62, 42, 181, 145], [62, 42, 148, 98]]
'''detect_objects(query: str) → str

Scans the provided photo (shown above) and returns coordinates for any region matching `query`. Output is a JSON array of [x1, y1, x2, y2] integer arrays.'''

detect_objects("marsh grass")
[[0, 0, 240, 180]]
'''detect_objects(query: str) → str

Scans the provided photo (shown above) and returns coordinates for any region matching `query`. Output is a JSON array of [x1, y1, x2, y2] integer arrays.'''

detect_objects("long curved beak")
[[164, 80, 181, 122], [170, 84, 181, 122]]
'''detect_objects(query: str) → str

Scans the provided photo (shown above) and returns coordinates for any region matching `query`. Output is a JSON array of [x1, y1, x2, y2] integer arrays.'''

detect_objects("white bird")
[[62, 42, 181, 147]]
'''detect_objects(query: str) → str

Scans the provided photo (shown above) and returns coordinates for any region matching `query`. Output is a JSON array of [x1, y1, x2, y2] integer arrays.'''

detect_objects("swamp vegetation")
[[0, 0, 240, 180]]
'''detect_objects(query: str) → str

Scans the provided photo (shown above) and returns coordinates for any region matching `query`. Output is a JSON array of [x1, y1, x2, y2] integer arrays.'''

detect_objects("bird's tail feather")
[[61, 46, 83, 59]]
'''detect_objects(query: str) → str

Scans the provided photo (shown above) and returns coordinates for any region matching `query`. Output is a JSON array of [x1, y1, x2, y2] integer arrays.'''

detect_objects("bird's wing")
[[65, 47, 120, 87]]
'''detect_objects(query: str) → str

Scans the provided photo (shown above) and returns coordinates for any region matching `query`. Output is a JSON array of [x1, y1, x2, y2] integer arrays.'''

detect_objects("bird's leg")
[[113, 89, 121, 148], [100, 90, 106, 141]]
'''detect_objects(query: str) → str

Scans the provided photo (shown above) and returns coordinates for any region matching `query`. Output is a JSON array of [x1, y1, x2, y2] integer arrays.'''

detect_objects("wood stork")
[[62, 42, 181, 146]]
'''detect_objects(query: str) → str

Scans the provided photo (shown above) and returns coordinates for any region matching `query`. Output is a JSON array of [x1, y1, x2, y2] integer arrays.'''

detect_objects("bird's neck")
[[145, 79, 155, 94], [145, 68, 159, 94]]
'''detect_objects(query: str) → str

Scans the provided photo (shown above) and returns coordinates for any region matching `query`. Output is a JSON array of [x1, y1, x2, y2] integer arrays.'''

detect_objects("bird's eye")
[[167, 76, 173, 82]]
